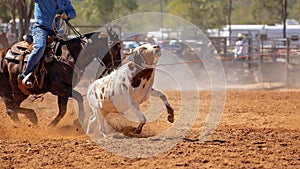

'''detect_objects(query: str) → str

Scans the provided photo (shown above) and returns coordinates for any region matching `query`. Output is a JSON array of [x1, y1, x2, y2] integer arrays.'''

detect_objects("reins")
[[63, 18, 84, 39]]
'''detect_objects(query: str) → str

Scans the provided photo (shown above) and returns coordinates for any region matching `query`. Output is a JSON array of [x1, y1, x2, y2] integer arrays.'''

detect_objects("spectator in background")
[[234, 33, 248, 60]]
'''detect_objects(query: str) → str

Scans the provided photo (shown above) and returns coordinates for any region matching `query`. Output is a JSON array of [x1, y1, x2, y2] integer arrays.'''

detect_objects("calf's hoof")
[[166, 106, 174, 123], [167, 114, 174, 123], [133, 127, 142, 134]]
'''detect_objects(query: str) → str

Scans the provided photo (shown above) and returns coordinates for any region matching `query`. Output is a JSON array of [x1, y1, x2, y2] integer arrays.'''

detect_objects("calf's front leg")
[[150, 88, 174, 123]]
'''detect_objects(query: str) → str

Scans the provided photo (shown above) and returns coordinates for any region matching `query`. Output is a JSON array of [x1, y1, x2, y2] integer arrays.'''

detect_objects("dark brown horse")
[[0, 29, 122, 128]]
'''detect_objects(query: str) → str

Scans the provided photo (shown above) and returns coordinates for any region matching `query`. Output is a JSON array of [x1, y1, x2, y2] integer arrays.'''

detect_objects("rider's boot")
[[18, 72, 34, 88]]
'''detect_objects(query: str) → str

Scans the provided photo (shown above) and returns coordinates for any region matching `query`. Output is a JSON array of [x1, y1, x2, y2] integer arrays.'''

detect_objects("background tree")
[[77, 0, 138, 25], [167, 0, 228, 30], [251, 0, 282, 24], [231, 0, 254, 24], [281, 0, 287, 39], [288, 0, 300, 21], [0, 0, 34, 42], [138, 0, 169, 12], [0, 3, 10, 23]]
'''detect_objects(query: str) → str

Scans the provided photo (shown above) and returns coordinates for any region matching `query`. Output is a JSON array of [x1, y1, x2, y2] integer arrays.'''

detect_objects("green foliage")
[[231, 0, 255, 24], [74, 0, 138, 25], [251, 0, 282, 24], [288, 0, 300, 21], [232, 0, 300, 25], [0, 3, 11, 23], [167, 0, 228, 30]]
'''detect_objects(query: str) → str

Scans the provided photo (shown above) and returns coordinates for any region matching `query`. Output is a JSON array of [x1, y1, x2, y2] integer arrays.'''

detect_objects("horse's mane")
[[64, 32, 99, 45], [61, 32, 105, 59]]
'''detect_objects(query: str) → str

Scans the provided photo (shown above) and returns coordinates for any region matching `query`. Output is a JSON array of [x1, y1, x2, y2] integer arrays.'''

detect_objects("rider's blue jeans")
[[23, 25, 53, 77]]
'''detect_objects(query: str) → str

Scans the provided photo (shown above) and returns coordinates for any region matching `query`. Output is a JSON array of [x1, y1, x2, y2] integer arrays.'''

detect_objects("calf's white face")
[[134, 43, 161, 66]]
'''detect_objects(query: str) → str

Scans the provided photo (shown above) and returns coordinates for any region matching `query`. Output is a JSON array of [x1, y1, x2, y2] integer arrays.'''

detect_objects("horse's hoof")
[[29, 117, 38, 125], [102, 132, 107, 137], [7, 111, 21, 124], [47, 122, 56, 128], [25, 113, 38, 125]]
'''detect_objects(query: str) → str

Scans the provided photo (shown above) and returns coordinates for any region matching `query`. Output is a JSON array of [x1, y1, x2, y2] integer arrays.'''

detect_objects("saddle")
[[5, 34, 60, 62]]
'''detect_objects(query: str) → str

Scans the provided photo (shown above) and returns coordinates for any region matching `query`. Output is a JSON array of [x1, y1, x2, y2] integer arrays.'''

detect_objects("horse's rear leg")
[[48, 96, 68, 127]]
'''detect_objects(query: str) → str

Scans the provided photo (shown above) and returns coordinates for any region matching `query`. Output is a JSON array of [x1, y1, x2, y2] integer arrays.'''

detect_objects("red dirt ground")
[[0, 90, 299, 168]]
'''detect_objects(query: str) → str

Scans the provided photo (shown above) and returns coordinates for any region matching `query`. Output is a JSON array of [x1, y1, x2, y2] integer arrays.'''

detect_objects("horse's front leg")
[[72, 89, 85, 127], [48, 96, 68, 127], [150, 88, 174, 123], [1, 93, 20, 124], [49, 83, 85, 128], [6, 100, 37, 125], [2, 91, 37, 125]]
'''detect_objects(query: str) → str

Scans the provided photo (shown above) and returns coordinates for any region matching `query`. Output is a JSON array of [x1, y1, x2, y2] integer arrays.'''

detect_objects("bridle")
[[127, 49, 157, 69], [107, 41, 122, 70]]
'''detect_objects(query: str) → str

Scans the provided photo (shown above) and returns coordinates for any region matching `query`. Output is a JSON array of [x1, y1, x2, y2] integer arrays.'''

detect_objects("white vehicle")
[[218, 20, 300, 47]]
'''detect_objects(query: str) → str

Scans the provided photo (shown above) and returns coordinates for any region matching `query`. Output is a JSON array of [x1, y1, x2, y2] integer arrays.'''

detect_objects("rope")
[[52, 15, 68, 37], [156, 58, 217, 67], [154, 48, 300, 67], [52, 14, 85, 40]]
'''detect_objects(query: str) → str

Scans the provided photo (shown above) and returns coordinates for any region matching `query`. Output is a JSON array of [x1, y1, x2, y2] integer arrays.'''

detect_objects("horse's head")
[[105, 28, 122, 69], [87, 32, 111, 59], [63, 29, 122, 78], [64, 32, 110, 71]]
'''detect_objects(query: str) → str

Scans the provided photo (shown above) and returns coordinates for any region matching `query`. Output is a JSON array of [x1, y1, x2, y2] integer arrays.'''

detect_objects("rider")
[[20, 0, 76, 88]]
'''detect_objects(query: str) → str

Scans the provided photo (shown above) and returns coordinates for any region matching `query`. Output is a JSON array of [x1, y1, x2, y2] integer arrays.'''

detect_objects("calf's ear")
[[139, 47, 147, 54]]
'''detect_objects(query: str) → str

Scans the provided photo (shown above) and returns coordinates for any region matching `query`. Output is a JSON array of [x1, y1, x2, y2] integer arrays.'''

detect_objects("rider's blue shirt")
[[34, 0, 76, 31]]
